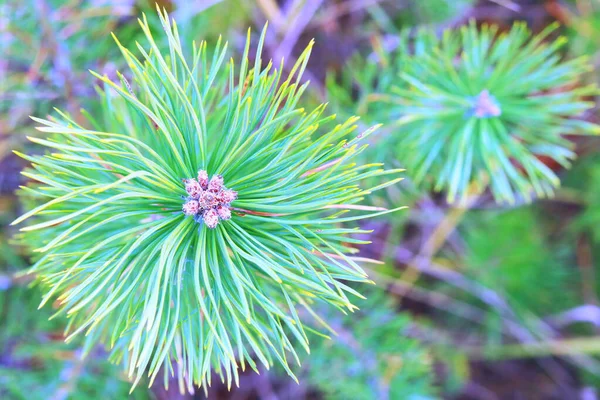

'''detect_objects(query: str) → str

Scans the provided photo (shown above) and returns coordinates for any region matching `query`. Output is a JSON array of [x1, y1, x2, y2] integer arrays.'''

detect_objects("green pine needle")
[[12, 8, 404, 394], [329, 21, 600, 204], [394, 21, 599, 204]]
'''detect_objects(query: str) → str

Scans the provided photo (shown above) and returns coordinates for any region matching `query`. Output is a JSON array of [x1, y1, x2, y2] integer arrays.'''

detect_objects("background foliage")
[[3, 0, 600, 399]]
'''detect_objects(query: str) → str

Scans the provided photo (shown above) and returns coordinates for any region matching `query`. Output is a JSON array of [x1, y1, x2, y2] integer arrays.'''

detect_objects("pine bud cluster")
[[183, 170, 237, 228]]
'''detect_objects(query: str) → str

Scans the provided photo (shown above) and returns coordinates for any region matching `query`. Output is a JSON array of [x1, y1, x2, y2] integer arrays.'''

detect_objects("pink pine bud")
[[473, 90, 501, 118], [207, 175, 224, 192], [184, 179, 202, 198], [203, 208, 219, 229], [183, 171, 237, 228], [199, 191, 218, 208], [182, 200, 199, 216], [219, 189, 238, 204], [216, 205, 231, 220], [197, 169, 209, 189]]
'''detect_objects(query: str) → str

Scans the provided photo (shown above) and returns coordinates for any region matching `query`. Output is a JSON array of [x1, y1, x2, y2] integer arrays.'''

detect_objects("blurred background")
[[3, 0, 600, 399]]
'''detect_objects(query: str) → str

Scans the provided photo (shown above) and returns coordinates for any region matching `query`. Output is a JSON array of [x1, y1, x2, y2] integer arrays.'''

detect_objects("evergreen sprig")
[[12, 9, 403, 393], [329, 22, 599, 204], [393, 21, 600, 203]]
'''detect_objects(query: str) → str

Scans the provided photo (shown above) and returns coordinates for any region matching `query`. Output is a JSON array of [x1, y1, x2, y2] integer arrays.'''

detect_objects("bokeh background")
[[3, 0, 600, 399]]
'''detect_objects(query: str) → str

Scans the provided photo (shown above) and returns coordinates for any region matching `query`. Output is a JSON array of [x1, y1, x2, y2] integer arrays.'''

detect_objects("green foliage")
[[562, 0, 600, 62], [0, 283, 152, 400], [325, 33, 436, 209], [395, 0, 474, 26], [1, 196, 151, 399], [461, 207, 577, 323], [326, 29, 440, 125], [329, 22, 599, 204], [12, 9, 403, 393], [300, 290, 437, 400], [391, 21, 599, 204], [573, 156, 600, 244]]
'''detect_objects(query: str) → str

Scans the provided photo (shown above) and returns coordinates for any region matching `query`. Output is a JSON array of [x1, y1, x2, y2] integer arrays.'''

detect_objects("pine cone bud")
[[184, 179, 202, 198], [197, 169, 209, 189], [219, 189, 238, 204], [203, 208, 219, 228], [216, 205, 232, 220], [182, 199, 199, 216], [199, 191, 218, 208], [208, 174, 224, 192]]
